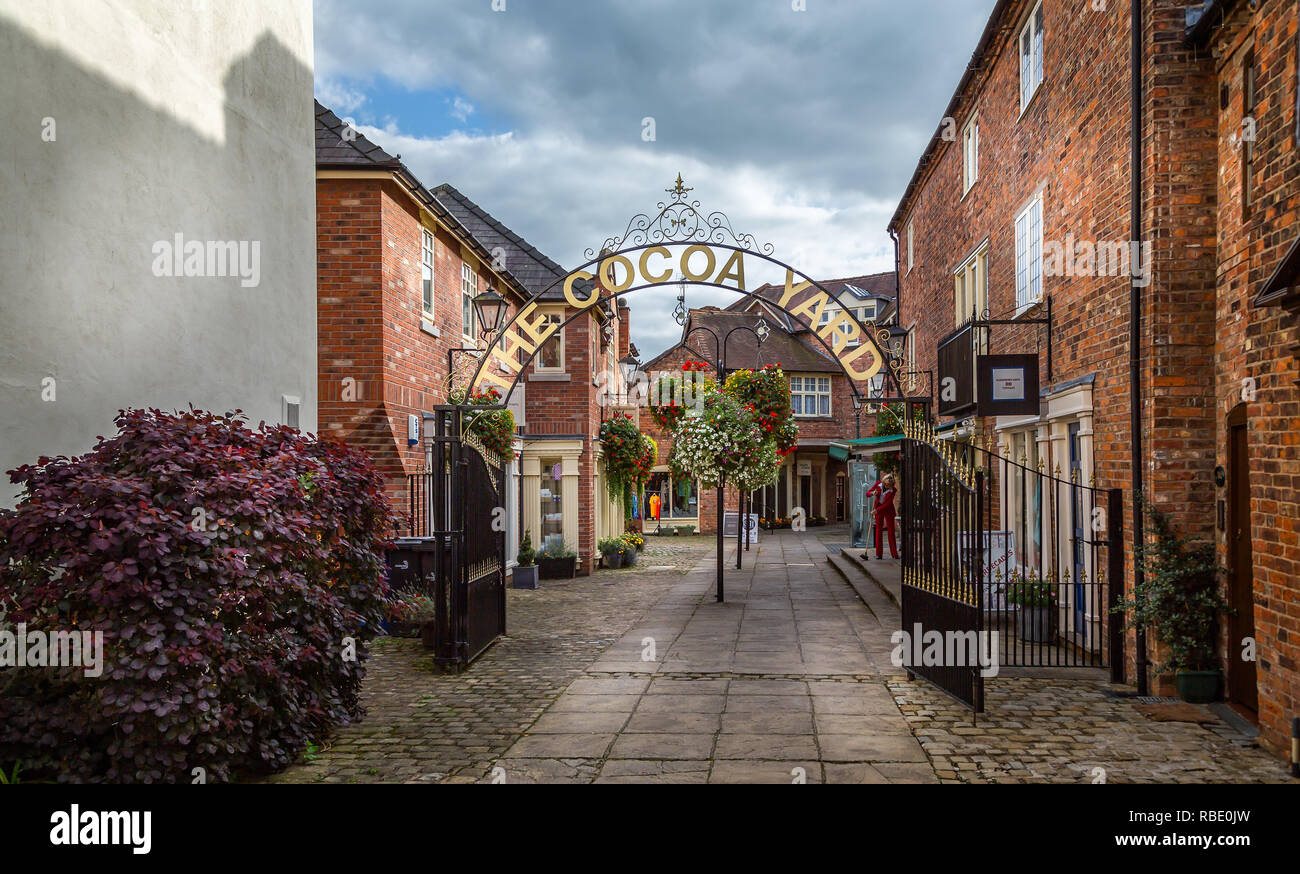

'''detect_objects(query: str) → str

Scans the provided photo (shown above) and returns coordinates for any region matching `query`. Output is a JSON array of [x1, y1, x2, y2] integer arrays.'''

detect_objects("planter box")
[[538, 555, 577, 579], [1175, 670, 1222, 704], [1016, 606, 1054, 643], [512, 564, 539, 590]]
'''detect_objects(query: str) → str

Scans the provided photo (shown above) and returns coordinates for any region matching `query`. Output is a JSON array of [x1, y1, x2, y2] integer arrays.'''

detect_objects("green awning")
[[828, 444, 849, 461], [843, 435, 902, 447]]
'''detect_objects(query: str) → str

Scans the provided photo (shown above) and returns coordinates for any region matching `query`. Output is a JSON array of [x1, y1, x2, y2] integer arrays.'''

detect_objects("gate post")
[[1107, 487, 1125, 684]]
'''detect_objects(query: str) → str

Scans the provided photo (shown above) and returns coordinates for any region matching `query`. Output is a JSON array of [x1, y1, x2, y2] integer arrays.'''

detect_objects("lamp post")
[[676, 321, 764, 601]]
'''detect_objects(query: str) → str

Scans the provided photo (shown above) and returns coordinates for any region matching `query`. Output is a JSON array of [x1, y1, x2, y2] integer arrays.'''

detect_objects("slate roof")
[[314, 101, 536, 302], [314, 101, 401, 168], [641, 308, 840, 374], [433, 184, 573, 300], [725, 270, 897, 329]]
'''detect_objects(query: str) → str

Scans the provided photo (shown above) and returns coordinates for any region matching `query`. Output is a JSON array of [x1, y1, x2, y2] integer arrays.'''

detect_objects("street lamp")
[[473, 286, 508, 340], [673, 276, 687, 326], [619, 354, 640, 405]]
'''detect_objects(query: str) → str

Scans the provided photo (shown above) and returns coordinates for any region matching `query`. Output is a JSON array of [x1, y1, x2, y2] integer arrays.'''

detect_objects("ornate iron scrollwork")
[[585, 174, 776, 260]]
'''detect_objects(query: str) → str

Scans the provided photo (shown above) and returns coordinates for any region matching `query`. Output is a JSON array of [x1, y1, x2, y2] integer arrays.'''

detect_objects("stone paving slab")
[[267, 527, 1293, 785]]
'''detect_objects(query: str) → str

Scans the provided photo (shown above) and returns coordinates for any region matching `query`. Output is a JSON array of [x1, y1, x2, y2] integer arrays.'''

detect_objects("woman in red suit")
[[874, 474, 899, 560]]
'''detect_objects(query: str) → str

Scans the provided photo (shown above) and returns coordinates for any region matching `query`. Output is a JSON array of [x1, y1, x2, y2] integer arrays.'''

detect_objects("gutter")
[[1129, 0, 1149, 696]]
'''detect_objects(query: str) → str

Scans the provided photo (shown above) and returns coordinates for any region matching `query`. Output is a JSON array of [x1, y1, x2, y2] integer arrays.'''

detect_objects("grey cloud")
[[316, 0, 993, 359]]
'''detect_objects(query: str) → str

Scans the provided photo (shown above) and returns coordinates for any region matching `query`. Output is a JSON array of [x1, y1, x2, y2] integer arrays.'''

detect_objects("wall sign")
[[975, 354, 1040, 417], [937, 324, 977, 417], [796, 459, 812, 476]]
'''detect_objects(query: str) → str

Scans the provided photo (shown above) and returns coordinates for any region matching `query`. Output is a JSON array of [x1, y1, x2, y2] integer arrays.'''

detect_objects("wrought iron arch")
[[458, 177, 923, 409]]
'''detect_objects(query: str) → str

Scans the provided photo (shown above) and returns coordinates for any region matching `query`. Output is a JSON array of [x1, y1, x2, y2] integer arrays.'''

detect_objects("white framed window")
[[421, 229, 436, 319], [820, 305, 862, 347], [1015, 197, 1043, 313], [1019, 1, 1045, 113], [962, 113, 979, 193], [790, 375, 831, 417], [461, 262, 478, 337], [906, 219, 914, 272], [954, 246, 988, 328], [535, 307, 565, 372], [858, 302, 877, 322]]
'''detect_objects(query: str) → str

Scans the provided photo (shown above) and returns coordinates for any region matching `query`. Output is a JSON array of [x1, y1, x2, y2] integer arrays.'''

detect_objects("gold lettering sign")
[[639, 245, 672, 283], [563, 269, 599, 308], [715, 249, 746, 291], [776, 270, 812, 308], [600, 254, 635, 293], [680, 245, 716, 282], [471, 246, 889, 396]]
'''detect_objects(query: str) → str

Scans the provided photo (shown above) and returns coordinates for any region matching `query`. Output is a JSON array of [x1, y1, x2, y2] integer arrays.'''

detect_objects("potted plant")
[[383, 591, 437, 638], [1005, 572, 1058, 643], [1115, 499, 1231, 703], [513, 532, 539, 590], [620, 532, 642, 566], [598, 536, 627, 569], [623, 531, 645, 552], [537, 541, 578, 579]]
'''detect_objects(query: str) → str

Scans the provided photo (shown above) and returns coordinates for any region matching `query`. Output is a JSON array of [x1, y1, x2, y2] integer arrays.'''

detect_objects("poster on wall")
[[956, 530, 1018, 611]]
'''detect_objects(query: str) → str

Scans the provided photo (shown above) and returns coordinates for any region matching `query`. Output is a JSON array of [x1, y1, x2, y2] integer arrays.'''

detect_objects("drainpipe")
[[1130, 0, 1149, 696], [890, 228, 902, 325]]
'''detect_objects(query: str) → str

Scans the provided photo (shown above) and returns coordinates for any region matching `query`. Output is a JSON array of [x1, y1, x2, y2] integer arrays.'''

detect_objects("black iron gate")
[[394, 406, 506, 671], [900, 419, 1125, 712]]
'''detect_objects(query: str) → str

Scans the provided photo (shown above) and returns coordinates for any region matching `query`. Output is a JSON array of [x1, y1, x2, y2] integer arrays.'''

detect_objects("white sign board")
[[722, 512, 760, 541], [796, 460, 812, 476], [990, 368, 1026, 401], [957, 530, 1018, 610]]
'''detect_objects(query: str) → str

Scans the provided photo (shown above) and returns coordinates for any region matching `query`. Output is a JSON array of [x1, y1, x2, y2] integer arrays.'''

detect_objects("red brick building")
[[639, 272, 898, 534], [888, 0, 1300, 759], [433, 185, 635, 575], [314, 103, 632, 576]]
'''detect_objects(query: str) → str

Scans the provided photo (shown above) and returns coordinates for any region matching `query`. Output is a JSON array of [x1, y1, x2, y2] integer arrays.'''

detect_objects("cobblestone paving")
[[266, 538, 715, 783], [268, 528, 1294, 785], [887, 676, 1292, 784]]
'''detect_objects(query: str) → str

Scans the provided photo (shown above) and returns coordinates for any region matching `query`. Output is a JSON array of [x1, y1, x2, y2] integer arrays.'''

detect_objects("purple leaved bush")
[[0, 408, 394, 782]]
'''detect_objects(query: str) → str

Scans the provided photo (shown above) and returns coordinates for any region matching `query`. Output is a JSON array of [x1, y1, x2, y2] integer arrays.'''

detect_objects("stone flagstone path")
[[269, 528, 1291, 784]]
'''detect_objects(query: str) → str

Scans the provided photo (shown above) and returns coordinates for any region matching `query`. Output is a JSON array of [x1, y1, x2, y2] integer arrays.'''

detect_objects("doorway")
[[1226, 405, 1257, 714]]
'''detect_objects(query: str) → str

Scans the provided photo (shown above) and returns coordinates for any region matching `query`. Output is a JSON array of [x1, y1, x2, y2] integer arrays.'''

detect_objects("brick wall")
[[891, 0, 1300, 758], [1207, 0, 1300, 759], [317, 177, 518, 513]]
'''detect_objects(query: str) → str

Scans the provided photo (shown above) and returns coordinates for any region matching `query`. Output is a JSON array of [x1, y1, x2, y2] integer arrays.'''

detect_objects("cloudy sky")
[[314, 0, 993, 359]]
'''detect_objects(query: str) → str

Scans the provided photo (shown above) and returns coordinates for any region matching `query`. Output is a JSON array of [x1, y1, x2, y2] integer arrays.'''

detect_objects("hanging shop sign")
[[976, 354, 1039, 417]]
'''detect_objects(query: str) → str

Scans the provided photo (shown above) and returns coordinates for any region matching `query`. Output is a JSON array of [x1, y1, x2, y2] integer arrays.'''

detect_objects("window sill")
[[1018, 79, 1045, 121], [794, 415, 835, 421], [1014, 297, 1046, 320], [420, 318, 439, 337], [529, 372, 571, 382]]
